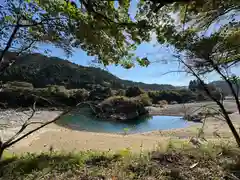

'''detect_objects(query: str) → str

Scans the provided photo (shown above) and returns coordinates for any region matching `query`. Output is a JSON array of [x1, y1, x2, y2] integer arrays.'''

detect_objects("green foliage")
[[125, 86, 144, 97], [0, 0, 155, 67], [98, 95, 149, 121], [1, 143, 240, 180], [0, 52, 177, 91], [89, 86, 113, 101], [135, 93, 152, 106], [0, 85, 90, 107], [188, 80, 224, 101], [146, 0, 240, 73], [100, 96, 133, 106], [123, 127, 130, 135], [69, 89, 89, 101], [148, 89, 196, 104], [116, 89, 126, 96]]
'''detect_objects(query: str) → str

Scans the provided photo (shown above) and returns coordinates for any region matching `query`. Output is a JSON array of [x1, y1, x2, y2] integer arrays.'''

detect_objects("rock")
[[170, 101, 178, 105], [184, 114, 202, 122]]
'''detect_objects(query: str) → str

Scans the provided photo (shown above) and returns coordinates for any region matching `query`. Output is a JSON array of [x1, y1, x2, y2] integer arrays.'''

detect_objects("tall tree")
[[143, 0, 240, 145]]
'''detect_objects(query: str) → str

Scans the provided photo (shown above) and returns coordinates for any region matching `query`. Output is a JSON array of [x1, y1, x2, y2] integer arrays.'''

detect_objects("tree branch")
[[174, 54, 240, 146], [0, 17, 21, 65], [2, 108, 70, 149], [3, 101, 36, 146]]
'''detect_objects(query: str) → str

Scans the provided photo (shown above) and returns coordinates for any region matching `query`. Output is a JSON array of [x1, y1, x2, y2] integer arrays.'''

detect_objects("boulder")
[[184, 114, 202, 122]]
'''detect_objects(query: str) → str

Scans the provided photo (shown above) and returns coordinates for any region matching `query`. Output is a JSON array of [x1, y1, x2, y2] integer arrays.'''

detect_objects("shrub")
[[69, 88, 89, 101], [5, 81, 34, 89], [100, 96, 132, 106], [148, 90, 197, 104], [98, 95, 148, 120], [89, 86, 112, 100], [116, 89, 126, 96], [0, 88, 35, 107], [125, 86, 144, 97], [46, 85, 69, 98], [136, 93, 152, 106]]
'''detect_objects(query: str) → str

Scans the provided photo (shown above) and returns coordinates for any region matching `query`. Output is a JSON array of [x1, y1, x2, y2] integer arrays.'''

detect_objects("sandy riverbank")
[[1, 101, 239, 155]]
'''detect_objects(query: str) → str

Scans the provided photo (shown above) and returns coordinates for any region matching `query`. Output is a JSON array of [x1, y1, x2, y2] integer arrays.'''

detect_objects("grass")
[[1, 141, 240, 180]]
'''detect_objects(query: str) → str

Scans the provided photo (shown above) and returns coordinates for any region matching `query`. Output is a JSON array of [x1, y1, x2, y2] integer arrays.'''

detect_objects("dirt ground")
[[3, 101, 240, 155]]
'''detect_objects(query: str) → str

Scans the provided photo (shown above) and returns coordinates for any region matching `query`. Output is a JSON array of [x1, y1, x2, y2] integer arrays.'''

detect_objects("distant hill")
[[210, 80, 239, 96], [0, 52, 177, 91]]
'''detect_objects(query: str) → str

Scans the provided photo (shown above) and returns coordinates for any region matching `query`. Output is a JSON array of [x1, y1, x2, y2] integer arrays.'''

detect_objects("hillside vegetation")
[[0, 52, 176, 91], [1, 52, 233, 95]]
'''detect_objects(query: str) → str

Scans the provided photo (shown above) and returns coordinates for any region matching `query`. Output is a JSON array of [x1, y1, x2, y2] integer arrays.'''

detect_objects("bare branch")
[[158, 70, 186, 77], [174, 54, 240, 146], [3, 101, 36, 146], [0, 17, 21, 66], [3, 109, 71, 149]]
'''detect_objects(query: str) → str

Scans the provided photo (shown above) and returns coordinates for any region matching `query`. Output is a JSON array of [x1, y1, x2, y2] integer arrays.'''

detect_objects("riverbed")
[[1, 101, 239, 154]]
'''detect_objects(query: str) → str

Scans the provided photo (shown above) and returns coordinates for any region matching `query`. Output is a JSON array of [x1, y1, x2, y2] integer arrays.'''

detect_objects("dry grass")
[[1, 141, 240, 180]]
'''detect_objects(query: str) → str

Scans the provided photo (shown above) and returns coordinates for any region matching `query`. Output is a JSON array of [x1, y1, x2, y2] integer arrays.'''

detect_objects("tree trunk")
[[217, 102, 240, 146], [0, 147, 4, 160], [185, 62, 240, 146], [212, 66, 240, 114]]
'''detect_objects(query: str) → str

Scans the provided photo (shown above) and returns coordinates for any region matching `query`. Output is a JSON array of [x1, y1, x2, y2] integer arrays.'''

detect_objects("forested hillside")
[[0, 52, 176, 91]]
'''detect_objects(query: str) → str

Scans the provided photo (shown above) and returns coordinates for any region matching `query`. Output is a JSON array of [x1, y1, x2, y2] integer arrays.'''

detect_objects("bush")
[[5, 81, 34, 89], [135, 93, 152, 106], [0, 88, 35, 107], [89, 86, 112, 101], [100, 96, 132, 106], [125, 86, 144, 97], [0, 85, 90, 107], [98, 95, 148, 121], [148, 90, 197, 104], [69, 89, 89, 101], [46, 85, 69, 98], [116, 89, 126, 96]]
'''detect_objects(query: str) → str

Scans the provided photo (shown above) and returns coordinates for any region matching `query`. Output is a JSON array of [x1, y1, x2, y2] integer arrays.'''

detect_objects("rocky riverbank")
[[1, 101, 239, 155]]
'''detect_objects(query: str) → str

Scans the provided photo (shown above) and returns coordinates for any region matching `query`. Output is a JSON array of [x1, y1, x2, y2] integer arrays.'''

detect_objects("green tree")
[[1, 0, 240, 157], [143, 0, 240, 145], [0, 0, 157, 73]]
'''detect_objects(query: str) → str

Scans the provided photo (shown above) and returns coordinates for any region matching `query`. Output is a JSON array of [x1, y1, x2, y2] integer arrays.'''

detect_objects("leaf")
[[119, 0, 130, 10], [4, 16, 12, 22], [137, 57, 150, 67]]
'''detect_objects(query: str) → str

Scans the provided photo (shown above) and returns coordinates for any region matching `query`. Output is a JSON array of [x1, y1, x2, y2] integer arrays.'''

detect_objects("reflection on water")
[[57, 108, 189, 134]]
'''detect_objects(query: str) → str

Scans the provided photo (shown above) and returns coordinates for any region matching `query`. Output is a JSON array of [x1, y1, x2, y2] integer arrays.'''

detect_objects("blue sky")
[[38, 40, 240, 86], [2, 0, 240, 86], [35, 0, 239, 86]]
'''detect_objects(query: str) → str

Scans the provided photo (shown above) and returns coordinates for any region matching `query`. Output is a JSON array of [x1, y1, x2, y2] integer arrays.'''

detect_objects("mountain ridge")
[[0, 52, 176, 91], [0, 51, 236, 95]]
